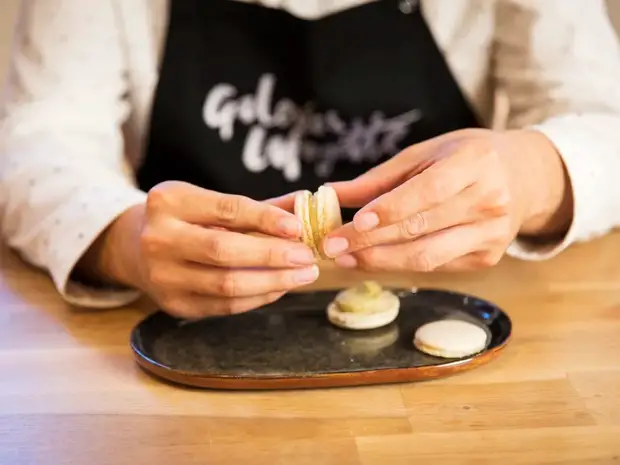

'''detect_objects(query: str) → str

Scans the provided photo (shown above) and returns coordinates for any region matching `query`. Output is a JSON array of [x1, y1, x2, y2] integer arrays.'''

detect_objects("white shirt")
[[2, 0, 620, 308]]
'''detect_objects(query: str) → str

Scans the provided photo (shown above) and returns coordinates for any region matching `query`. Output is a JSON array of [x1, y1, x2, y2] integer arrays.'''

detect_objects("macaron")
[[413, 319, 489, 358], [327, 281, 400, 330], [294, 185, 342, 259]]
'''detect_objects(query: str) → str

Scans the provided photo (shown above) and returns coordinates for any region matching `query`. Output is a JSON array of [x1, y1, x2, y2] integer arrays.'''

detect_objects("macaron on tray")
[[294, 186, 494, 359], [130, 186, 511, 390]]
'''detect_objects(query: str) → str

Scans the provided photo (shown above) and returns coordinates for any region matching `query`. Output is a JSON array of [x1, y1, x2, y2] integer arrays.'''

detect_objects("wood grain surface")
[[2, 233, 620, 465]]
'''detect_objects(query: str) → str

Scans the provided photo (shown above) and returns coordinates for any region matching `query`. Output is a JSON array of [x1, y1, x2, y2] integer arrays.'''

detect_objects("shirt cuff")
[[506, 114, 615, 261], [45, 185, 148, 308]]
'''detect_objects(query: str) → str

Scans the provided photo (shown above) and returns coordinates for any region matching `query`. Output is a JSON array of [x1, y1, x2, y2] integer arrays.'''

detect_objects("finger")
[[195, 264, 320, 297], [161, 291, 287, 319], [149, 261, 319, 298], [143, 221, 316, 268], [433, 251, 503, 272], [324, 184, 506, 256], [350, 142, 485, 232], [326, 169, 406, 209], [263, 191, 299, 213], [327, 136, 455, 207], [337, 220, 500, 272], [147, 183, 302, 238]]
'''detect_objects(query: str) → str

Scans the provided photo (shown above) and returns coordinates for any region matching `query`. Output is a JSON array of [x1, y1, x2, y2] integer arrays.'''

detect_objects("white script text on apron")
[[203, 74, 422, 181]]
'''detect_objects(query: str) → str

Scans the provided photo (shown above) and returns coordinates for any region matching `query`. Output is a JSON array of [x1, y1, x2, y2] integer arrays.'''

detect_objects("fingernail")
[[278, 217, 301, 237], [324, 237, 349, 257], [335, 254, 358, 268], [287, 247, 316, 265], [293, 265, 320, 284], [354, 212, 380, 232]]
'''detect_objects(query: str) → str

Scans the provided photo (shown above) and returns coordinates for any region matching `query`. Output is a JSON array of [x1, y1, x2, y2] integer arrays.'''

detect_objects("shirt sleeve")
[[0, 0, 147, 308], [493, 0, 620, 260]]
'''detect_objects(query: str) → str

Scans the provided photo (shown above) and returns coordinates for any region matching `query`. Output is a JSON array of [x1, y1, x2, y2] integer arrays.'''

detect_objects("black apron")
[[138, 0, 480, 219]]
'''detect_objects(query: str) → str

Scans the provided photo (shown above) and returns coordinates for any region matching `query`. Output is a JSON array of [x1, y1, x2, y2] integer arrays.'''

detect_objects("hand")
[[80, 181, 319, 318], [322, 129, 572, 272]]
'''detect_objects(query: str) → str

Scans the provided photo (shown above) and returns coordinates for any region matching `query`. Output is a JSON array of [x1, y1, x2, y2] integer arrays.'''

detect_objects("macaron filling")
[[295, 185, 342, 260], [309, 191, 323, 257], [327, 281, 400, 330]]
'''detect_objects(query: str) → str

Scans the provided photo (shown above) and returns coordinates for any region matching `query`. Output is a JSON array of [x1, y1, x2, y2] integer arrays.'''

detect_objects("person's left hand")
[[320, 128, 572, 272]]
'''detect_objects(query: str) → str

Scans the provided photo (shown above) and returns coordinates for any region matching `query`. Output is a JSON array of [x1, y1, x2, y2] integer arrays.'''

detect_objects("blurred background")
[[1, 0, 620, 79]]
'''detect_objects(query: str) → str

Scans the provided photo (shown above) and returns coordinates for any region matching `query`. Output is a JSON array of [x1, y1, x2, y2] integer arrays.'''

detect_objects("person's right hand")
[[85, 181, 319, 319]]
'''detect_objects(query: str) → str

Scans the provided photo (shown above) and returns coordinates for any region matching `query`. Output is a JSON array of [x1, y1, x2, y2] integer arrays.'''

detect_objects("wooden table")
[[1, 233, 620, 465]]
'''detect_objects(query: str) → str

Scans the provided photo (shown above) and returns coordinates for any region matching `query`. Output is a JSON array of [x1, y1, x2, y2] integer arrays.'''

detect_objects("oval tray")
[[130, 288, 511, 390]]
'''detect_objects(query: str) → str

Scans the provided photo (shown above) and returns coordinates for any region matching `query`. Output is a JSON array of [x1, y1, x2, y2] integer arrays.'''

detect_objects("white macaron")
[[413, 319, 489, 358], [294, 185, 342, 260], [327, 281, 400, 330]]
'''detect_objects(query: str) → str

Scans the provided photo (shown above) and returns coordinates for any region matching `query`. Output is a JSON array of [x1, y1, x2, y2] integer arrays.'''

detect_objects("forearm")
[[0, 0, 148, 307], [503, 129, 574, 239], [492, 0, 620, 249], [0, 133, 148, 305], [76, 203, 146, 290], [505, 112, 620, 261]]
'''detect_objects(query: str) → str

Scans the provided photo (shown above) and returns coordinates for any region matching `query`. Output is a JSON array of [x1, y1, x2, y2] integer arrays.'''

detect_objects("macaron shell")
[[327, 292, 400, 330], [295, 186, 342, 260], [413, 319, 489, 358], [315, 185, 342, 259], [316, 185, 342, 234]]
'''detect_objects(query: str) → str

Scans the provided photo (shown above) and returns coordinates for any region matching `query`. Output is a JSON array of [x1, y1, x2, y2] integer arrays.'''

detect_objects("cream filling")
[[309, 192, 323, 257], [334, 282, 390, 314]]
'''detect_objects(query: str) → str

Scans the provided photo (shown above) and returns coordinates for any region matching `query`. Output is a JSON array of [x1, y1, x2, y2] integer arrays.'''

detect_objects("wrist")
[[77, 203, 146, 290], [501, 130, 574, 238]]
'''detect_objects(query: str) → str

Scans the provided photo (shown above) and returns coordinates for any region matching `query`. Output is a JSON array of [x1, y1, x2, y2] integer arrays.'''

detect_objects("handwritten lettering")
[[203, 73, 422, 181]]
